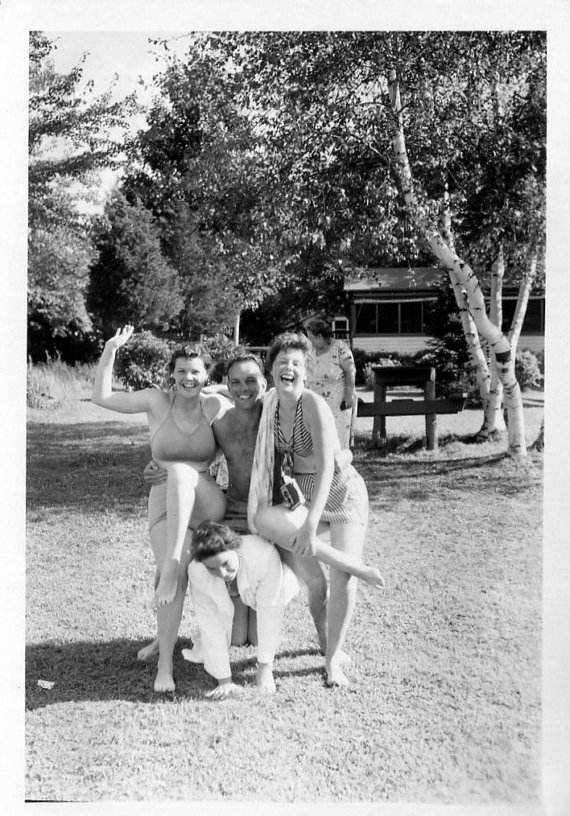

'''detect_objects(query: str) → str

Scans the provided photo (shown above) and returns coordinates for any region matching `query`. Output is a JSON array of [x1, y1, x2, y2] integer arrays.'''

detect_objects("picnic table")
[[356, 365, 466, 450]]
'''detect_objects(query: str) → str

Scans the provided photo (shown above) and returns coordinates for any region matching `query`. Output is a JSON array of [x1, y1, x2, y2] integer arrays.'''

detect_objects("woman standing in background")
[[303, 316, 357, 449]]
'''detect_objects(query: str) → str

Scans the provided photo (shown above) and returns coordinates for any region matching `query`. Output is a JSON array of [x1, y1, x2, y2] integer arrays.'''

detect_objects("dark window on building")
[[377, 302, 399, 333], [400, 301, 423, 333], [355, 300, 428, 334], [501, 297, 544, 334], [355, 303, 377, 334]]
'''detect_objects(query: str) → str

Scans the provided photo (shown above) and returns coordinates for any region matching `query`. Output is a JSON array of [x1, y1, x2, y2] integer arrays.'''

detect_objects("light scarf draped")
[[247, 388, 278, 534]]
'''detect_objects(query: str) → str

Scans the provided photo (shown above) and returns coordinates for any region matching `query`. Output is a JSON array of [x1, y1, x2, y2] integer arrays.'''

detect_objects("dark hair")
[[304, 317, 333, 340], [225, 350, 265, 379], [266, 332, 312, 370], [168, 344, 212, 374], [192, 520, 241, 561]]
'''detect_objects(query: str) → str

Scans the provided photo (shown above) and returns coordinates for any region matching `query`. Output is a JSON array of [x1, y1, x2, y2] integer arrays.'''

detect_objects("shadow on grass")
[[26, 640, 326, 710], [27, 421, 152, 511]]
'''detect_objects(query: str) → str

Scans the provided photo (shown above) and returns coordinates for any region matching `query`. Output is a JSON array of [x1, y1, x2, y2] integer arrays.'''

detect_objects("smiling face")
[[172, 356, 209, 396], [226, 359, 266, 411], [271, 347, 307, 396], [201, 550, 240, 583]]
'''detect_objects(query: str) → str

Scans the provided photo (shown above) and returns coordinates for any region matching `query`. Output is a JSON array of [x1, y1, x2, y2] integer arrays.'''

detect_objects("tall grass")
[[27, 357, 96, 409]]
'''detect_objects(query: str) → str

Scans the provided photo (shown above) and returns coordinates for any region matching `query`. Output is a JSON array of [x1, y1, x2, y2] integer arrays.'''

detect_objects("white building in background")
[[342, 268, 545, 355]]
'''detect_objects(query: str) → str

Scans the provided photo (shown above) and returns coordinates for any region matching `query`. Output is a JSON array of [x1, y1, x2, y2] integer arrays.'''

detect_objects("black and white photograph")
[[2, 1, 569, 814]]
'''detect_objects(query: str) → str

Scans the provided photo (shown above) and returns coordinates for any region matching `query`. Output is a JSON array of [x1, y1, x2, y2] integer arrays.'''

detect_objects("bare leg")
[[138, 567, 160, 661], [278, 547, 328, 652], [325, 521, 366, 687], [231, 595, 250, 646], [247, 609, 258, 647], [256, 505, 383, 588], [149, 521, 193, 692], [155, 464, 225, 607]]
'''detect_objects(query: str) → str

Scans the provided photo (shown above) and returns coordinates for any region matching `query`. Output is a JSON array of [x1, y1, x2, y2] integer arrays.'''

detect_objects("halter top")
[[151, 394, 217, 464], [274, 395, 313, 462]]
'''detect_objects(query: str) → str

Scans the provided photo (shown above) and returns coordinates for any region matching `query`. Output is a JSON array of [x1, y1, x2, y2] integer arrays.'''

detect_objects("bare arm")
[[91, 325, 153, 414], [293, 392, 336, 555], [340, 354, 357, 410]]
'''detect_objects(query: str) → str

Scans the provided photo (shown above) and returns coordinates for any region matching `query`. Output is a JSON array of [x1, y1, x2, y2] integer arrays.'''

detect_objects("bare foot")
[[154, 663, 175, 693], [325, 660, 350, 688], [256, 663, 276, 693], [319, 645, 352, 665], [137, 638, 159, 662], [181, 646, 204, 664], [361, 566, 385, 589], [154, 564, 179, 607]]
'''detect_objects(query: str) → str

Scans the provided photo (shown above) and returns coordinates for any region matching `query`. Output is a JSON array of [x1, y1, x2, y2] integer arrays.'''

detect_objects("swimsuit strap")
[[274, 395, 312, 462]]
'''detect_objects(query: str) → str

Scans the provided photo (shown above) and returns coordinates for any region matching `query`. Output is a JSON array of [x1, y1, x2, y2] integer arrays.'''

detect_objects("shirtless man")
[[140, 351, 329, 661]]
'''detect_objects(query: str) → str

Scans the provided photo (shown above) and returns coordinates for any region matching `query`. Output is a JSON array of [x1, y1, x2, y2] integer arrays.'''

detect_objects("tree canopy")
[[28, 32, 137, 356], [28, 31, 546, 356]]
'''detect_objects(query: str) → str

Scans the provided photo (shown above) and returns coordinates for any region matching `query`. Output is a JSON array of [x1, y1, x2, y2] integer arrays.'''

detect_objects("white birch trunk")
[[485, 246, 507, 436], [387, 71, 526, 456], [508, 249, 538, 358], [442, 186, 492, 428]]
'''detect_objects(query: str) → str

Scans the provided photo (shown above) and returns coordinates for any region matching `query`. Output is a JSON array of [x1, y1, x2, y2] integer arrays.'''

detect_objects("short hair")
[[192, 520, 241, 562], [225, 350, 265, 379], [304, 317, 333, 340], [168, 344, 212, 375], [266, 332, 312, 370]]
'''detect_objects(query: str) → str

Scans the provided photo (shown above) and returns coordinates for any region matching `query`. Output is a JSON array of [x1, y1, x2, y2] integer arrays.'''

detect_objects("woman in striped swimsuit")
[[248, 333, 383, 687], [92, 325, 229, 692]]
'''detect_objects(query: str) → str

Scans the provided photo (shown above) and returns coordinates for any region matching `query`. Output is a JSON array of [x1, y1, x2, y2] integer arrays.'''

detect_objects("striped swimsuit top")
[[274, 395, 313, 472]]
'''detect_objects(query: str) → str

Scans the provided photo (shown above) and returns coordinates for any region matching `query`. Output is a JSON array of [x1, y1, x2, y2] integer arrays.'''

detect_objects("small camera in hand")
[[280, 473, 306, 511]]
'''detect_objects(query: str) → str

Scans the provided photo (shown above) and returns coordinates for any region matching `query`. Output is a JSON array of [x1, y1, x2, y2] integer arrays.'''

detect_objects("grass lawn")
[[25, 389, 544, 803]]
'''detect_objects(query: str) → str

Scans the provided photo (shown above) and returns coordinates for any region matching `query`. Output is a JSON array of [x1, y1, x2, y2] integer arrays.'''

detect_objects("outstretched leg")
[[255, 505, 383, 588]]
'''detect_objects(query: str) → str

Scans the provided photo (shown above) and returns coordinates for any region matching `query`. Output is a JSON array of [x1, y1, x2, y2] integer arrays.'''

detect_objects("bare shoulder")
[[302, 388, 329, 413], [201, 391, 233, 422], [145, 387, 172, 415], [302, 389, 335, 425]]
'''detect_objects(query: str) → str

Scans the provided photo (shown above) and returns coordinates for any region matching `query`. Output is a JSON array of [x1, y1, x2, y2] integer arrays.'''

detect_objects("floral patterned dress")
[[306, 339, 355, 449]]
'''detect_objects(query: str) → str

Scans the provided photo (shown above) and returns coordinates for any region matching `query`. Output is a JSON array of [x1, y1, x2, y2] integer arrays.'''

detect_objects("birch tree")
[[138, 32, 545, 455], [388, 68, 528, 455]]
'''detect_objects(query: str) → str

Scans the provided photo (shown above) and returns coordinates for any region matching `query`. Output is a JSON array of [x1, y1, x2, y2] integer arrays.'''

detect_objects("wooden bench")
[[356, 365, 466, 450]]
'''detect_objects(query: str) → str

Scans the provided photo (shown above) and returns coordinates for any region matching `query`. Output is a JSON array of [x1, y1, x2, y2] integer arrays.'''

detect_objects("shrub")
[[515, 349, 543, 391], [414, 347, 479, 400], [114, 331, 172, 391], [352, 348, 368, 385], [200, 334, 240, 383], [353, 348, 402, 387], [533, 348, 545, 377]]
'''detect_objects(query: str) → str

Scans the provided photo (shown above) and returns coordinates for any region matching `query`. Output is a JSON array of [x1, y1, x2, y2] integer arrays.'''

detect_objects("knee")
[[168, 462, 199, 488], [254, 507, 274, 538]]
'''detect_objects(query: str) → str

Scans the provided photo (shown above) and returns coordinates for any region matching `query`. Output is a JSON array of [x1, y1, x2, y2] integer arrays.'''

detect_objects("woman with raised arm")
[[248, 332, 383, 688], [92, 325, 229, 692]]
